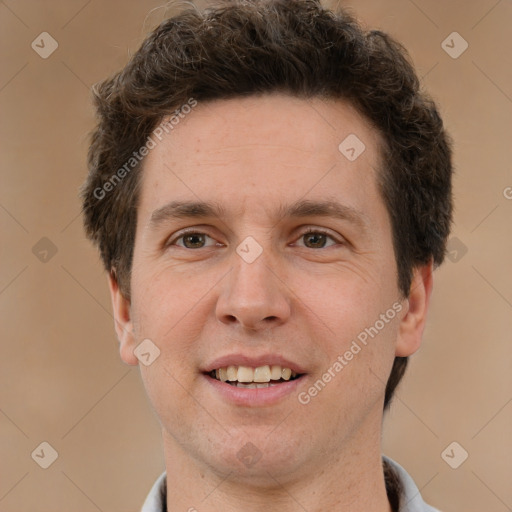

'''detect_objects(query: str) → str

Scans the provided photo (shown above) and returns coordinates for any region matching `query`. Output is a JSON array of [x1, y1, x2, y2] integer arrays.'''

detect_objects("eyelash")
[[296, 228, 340, 247], [167, 227, 342, 249]]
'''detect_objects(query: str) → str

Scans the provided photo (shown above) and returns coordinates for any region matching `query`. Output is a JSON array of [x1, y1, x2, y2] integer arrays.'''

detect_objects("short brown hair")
[[81, 0, 453, 411]]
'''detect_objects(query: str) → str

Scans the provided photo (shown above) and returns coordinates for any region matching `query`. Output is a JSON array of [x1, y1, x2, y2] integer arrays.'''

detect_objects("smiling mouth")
[[207, 364, 303, 388]]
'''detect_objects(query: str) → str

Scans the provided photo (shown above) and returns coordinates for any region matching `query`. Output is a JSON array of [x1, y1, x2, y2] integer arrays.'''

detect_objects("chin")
[[201, 427, 309, 485]]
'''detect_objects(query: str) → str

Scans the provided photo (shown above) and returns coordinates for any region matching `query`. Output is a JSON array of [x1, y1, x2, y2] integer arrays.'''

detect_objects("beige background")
[[1, 1, 511, 511]]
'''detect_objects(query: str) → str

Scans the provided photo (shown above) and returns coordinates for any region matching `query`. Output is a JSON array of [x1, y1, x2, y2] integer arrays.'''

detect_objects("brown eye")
[[297, 229, 338, 249], [181, 233, 207, 249], [303, 232, 328, 248], [169, 231, 217, 249]]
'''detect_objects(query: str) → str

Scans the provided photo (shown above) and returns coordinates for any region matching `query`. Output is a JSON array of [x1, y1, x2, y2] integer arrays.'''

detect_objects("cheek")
[[140, 361, 230, 458], [299, 320, 399, 433], [298, 265, 394, 336], [297, 266, 400, 395], [130, 260, 212, 336]]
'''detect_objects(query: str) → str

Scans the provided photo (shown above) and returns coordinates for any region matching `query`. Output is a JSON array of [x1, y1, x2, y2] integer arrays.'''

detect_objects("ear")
[[108, 270, 139, 365], [395, 260, 434, 357]]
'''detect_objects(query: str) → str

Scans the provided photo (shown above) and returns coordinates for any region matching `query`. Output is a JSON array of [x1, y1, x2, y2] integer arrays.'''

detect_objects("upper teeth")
[[214, 365, 297, 383]]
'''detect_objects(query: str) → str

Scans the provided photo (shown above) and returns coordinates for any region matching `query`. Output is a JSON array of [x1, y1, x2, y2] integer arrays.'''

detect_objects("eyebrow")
[[148, 198, 368, 231]]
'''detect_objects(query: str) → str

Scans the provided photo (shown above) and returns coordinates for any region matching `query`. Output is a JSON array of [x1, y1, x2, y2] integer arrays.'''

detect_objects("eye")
[[166, 228, 342, 250], [168, 230, 220, 249], [294, 228, 340, 249]]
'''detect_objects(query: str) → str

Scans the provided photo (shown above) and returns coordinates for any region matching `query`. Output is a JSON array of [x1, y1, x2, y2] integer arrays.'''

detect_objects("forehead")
[[137, 94, 385, 226]]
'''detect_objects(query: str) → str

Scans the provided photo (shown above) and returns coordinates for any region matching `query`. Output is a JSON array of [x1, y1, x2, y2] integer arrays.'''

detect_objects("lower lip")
[[203, 374, 305, 407]]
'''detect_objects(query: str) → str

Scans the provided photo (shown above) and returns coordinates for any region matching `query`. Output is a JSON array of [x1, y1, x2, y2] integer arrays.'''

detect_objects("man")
[[81, 1, 452, 510]]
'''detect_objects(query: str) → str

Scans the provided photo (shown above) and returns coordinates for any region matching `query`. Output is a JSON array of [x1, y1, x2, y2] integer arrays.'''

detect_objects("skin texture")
[[109, 94, 433, 512]]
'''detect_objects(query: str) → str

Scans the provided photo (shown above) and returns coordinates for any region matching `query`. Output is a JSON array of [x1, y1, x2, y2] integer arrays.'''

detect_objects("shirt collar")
[[141, 455, 441, 512], [382, 455, 441, 512]]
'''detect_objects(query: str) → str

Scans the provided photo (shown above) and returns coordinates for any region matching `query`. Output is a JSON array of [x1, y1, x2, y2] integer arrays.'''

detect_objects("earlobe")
[[108, 270, 139, 366], [395, 260, 434, 357]]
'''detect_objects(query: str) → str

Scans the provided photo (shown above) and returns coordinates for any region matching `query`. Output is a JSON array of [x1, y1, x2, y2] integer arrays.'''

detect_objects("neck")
[[162, 416, 393, 512]]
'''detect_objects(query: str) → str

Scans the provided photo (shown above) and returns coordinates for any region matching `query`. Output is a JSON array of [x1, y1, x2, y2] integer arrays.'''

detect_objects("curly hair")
[[80, 0, 453, 412]]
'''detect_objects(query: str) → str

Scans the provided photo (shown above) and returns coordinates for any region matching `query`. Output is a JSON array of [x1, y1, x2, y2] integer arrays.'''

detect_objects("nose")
[[215, 248, 291, 332]]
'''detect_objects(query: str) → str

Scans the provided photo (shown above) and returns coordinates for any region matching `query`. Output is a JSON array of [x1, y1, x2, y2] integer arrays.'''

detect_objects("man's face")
[[112, 94, 420, 483]]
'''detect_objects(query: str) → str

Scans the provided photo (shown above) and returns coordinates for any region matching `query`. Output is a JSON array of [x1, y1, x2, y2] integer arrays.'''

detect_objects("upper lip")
[[203, 353, 307, 374]]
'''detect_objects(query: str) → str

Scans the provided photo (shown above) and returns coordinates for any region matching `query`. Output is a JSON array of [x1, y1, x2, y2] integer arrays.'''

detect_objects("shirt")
[[140, 455, 441, 512]]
